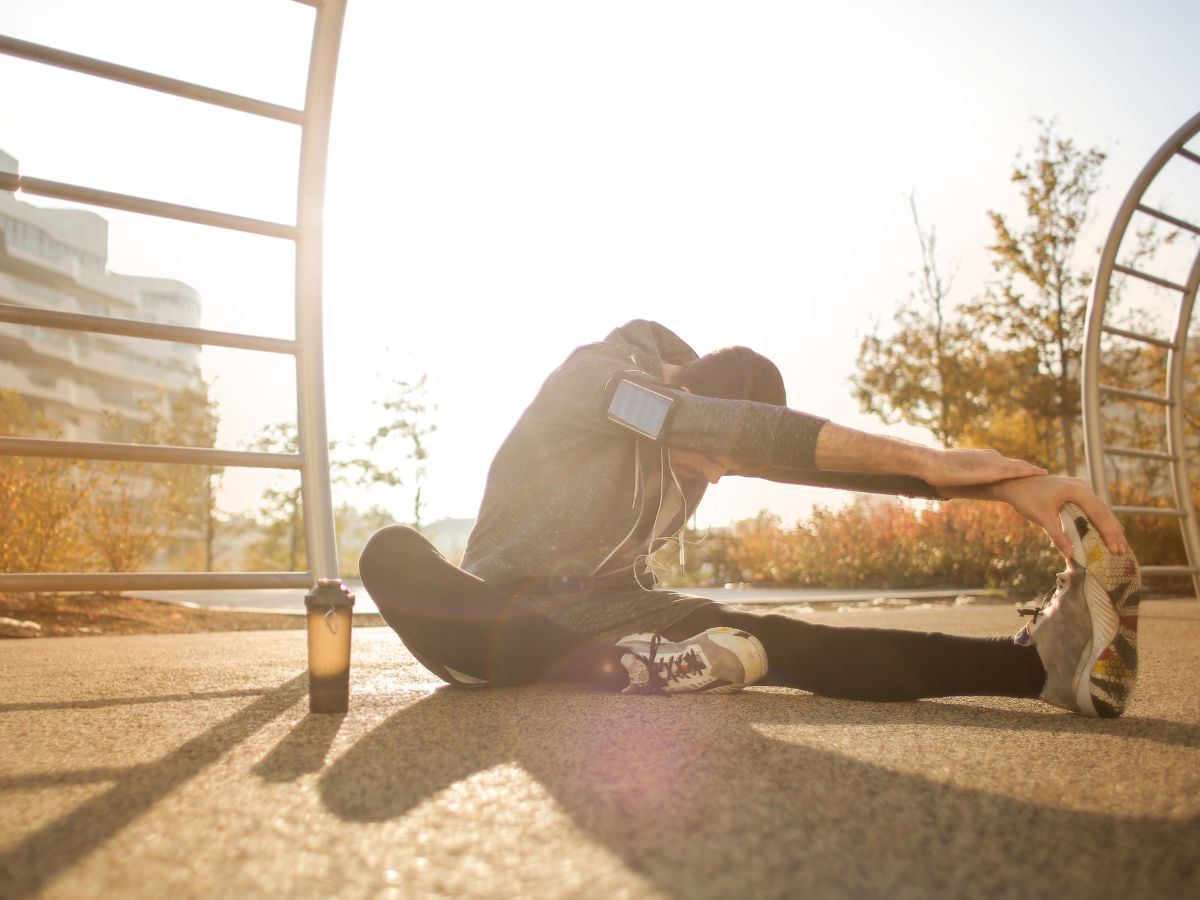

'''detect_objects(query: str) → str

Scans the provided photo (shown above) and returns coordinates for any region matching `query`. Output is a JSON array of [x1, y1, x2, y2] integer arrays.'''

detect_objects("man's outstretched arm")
[[813, 422, 1046, 486], [813, 422, 1127, 559]]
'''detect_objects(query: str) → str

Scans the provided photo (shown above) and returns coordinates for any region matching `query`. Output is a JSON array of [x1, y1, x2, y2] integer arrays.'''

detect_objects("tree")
[[338, 375, 436, 528], [967, 121, 1106, 474], [79, 407, 173, 573], [152, 380, 222, 569], [0, 390, 87, 574], [1, 382, 223, 578], [859, 123, 1180, 477], [854, 195, 995, 447], [245, 376, 435, 571], [246, 422, 305, 571]]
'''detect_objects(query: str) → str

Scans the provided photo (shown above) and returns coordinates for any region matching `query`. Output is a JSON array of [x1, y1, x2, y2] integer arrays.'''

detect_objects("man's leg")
[[661, 604, 1046, 702], [359, 525, 627, 688]]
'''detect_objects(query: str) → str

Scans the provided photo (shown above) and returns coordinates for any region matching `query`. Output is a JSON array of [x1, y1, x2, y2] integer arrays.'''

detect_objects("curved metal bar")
[[1082, 110, 1200, 599], [294, 0, 348, 583], [1165, 251, 1200, 598]]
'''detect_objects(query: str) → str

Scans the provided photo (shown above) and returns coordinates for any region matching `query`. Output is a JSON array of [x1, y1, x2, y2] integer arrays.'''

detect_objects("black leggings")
[[358, 525, 1045, 701]]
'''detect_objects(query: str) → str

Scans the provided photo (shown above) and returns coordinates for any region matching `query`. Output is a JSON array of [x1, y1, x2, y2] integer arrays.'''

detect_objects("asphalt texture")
[[1, 599, 1197, 899]]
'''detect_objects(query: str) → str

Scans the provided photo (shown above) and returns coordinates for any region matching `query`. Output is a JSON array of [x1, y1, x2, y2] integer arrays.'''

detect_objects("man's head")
[[671, 346, 786, 406], [663, 346, 786, 483]]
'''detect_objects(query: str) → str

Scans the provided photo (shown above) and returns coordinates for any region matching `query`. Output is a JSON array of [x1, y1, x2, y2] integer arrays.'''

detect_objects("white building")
[[0, 148, 203, 440]]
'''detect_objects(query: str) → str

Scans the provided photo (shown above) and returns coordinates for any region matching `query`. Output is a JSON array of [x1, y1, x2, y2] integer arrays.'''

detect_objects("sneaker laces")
[[1018, 572, 1069, 625], [628, 634, 708, 692]]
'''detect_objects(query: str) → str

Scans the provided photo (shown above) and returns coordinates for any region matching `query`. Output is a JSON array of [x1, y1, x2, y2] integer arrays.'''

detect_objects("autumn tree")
[[337, 375, 436, 528], [857, 124, 1148, 473], [157, 380, 222, 570], [246, 422, 305, 571], [966, 121, 1107, 474], [79, 407, 174, 573], [246, 375, 436, 570], [0, 389, 87, 574], [854, 195, 996, 448]]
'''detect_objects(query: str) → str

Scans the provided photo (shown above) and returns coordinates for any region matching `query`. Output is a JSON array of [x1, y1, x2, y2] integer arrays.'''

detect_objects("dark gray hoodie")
[[461, 320, 941, 637]]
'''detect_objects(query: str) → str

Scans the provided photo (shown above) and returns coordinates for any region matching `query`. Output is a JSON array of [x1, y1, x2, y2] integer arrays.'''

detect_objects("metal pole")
[[294, 0, 347, 584], [1165, 253, 1200, 599]]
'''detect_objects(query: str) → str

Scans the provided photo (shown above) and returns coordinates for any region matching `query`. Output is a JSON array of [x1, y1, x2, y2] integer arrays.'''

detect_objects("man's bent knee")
[[359, 524, 439, 583]]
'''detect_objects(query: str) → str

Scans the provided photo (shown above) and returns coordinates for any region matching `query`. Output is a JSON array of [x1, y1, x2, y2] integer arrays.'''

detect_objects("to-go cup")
[[305, 579, 355, 713]]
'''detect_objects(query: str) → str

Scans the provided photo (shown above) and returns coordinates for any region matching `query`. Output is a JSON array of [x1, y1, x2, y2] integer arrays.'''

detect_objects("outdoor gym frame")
[[0, 4, 348, 601], [1082, 110, 1200, 599]]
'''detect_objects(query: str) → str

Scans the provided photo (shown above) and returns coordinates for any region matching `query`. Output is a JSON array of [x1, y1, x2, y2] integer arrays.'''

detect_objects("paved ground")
[[1, 600, 1197, 899]]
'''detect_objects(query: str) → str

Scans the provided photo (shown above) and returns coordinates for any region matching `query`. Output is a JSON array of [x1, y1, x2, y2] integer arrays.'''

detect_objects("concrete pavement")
[[1, 600, 1197, 899]]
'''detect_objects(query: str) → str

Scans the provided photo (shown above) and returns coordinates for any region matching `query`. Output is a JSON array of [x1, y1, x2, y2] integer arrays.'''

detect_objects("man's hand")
[[991, 474, 1128, 558], [918, 447, 1047, 487], [944, 474, 1128, 559]]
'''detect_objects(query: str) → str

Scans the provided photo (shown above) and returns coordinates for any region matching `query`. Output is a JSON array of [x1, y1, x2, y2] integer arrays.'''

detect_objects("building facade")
[[0, 148, 203, 440]]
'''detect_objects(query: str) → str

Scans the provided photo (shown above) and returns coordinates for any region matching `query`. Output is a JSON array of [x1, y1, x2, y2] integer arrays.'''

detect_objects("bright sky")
[[1, 0, 1198, 528]]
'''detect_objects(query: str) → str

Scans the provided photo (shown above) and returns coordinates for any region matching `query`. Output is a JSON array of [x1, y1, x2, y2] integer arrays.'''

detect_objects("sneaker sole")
[[704, 627, 769, 686], [1061, 503, 1141, 718]]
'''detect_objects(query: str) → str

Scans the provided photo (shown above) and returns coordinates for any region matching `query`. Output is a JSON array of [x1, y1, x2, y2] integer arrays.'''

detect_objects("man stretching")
[[360, 321, 1140, 717]]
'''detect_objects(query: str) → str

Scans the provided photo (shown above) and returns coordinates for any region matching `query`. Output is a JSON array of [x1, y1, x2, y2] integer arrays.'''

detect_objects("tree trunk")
[[1060, 412, 1077, 476], [204, 471, 215, 572]]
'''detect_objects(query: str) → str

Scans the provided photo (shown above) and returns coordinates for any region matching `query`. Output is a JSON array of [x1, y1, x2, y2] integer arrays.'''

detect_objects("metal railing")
[[1081, 110, 1200, 598], [0, 2, 348, 596]]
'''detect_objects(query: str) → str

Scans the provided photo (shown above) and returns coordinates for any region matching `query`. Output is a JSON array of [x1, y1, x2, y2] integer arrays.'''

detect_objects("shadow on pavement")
[[318, 686, 1200, 897], [0, 687, 276, 714], [0, 675, 308, 900], [253, 712, 346, 783]]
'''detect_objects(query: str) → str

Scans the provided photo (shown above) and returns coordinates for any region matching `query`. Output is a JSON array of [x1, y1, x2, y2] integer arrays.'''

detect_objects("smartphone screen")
[[607, 380, 674, 439]]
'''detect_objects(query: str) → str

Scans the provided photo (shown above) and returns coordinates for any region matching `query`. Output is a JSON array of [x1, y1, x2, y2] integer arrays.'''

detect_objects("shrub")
[[662, 498, 1070, 595]]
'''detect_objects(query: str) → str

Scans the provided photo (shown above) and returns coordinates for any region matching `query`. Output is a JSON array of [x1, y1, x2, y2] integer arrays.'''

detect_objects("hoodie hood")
[[604, 320, 699, 373]]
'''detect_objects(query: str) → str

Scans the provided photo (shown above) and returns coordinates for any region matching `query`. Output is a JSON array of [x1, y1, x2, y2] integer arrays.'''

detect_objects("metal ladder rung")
[[1101, 445, 1177, 462], [0, 571, 313, 593], [1100, 324, 1176, 349], [1141, 565, 1200, 576], [0, 34, 306, 125], [1112, 263, 1187, 293], [1178, 147, 1200, 166], [0, 301, 298, 355], [0, 436, 304, 469], [1099, 384, 1173, 406], [0, 173, 297, 240], [1112, 505, 1187, 518], [1136, 203, 1200, 237]]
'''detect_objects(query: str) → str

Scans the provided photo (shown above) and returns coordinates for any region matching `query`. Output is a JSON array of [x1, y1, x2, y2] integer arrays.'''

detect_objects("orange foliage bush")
[[781, 500, 1060, 592], [668, 490, 1194, 595], [673, 499, 1107, 594]]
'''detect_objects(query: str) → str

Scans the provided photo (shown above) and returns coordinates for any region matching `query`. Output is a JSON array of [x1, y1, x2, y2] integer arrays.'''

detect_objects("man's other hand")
[[992, 474, 1128, 558], [920, 448, 1047, 488]]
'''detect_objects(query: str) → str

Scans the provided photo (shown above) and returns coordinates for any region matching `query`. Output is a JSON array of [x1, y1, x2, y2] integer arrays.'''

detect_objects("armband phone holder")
[[606, 377, 675, 440]]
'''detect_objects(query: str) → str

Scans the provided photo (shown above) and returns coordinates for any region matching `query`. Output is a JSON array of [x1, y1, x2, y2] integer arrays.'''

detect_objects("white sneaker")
[[617, 627, 768, 694], [1015, 503, 1140, 717]]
